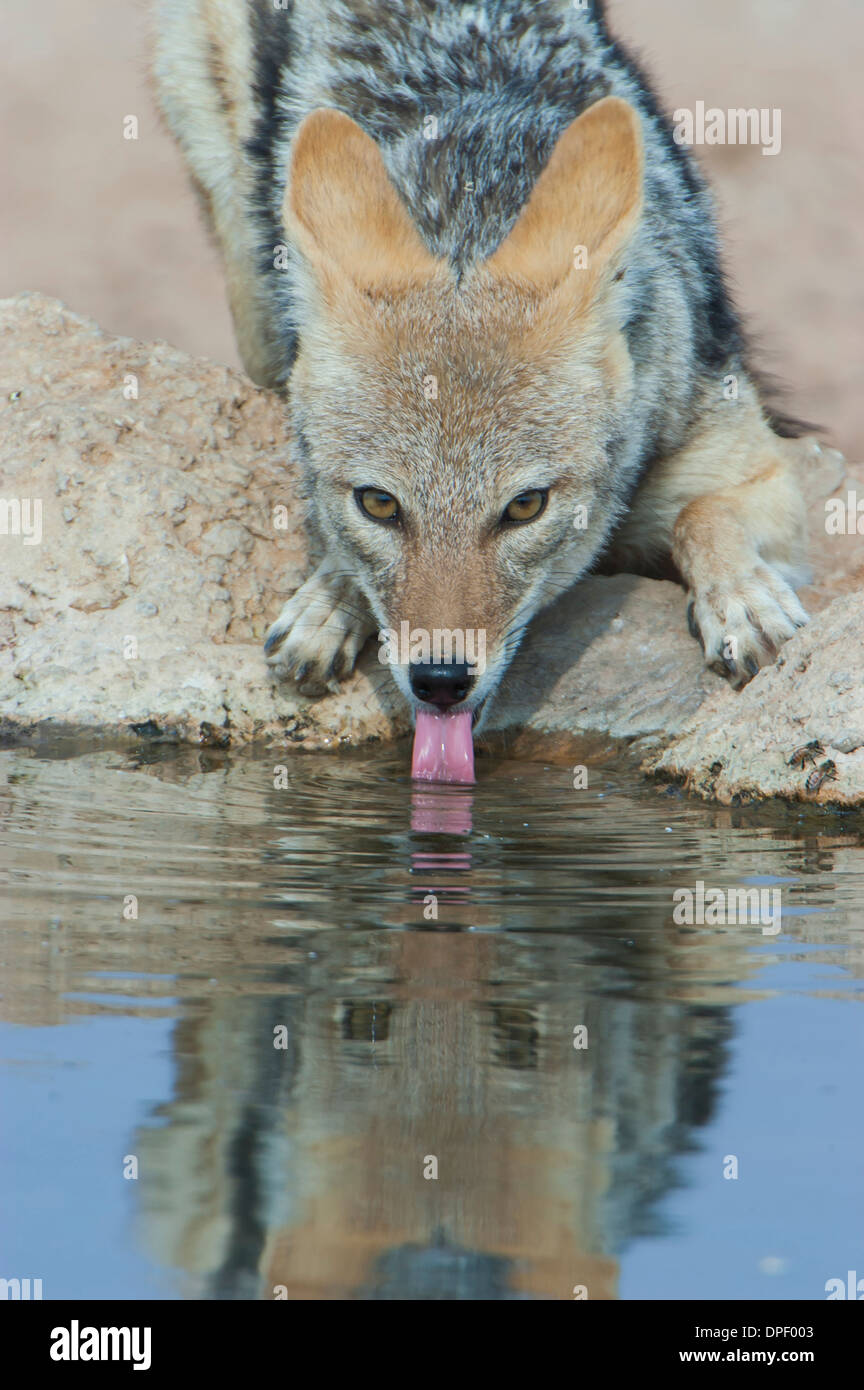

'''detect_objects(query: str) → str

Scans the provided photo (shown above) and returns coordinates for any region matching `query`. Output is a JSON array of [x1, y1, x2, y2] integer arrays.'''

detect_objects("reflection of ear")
[[283, 107, 442, 299], [485, 97, 643, 298]]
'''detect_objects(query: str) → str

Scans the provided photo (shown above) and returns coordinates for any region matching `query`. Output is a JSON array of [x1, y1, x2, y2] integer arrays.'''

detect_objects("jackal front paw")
[[264, 567, 376, 696], [686, 563, 809, 686]]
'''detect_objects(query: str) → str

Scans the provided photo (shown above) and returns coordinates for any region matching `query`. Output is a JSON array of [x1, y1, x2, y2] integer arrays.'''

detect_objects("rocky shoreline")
[[2, 294, 862, 804]]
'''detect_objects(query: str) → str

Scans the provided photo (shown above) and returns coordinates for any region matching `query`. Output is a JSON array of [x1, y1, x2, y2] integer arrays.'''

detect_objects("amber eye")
[[356, 487, 399, 523], [503, 489, 547, 525]]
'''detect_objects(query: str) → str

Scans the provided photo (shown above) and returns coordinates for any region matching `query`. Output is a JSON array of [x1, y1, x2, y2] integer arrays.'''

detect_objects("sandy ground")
[[1, 0, 861, 456]]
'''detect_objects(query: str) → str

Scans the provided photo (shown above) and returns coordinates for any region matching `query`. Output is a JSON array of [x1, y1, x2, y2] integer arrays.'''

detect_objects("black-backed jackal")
[[153, 0, 812, 780]]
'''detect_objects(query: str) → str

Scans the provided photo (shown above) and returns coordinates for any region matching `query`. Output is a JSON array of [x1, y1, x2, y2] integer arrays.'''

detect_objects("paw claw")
[[263, 627, 284, 656], [264, 564, 376, 693], [687, 562, 808, 684]]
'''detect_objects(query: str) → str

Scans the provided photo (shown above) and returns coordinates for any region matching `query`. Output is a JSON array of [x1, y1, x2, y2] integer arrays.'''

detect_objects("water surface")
[[1, 742, 862, 1300]]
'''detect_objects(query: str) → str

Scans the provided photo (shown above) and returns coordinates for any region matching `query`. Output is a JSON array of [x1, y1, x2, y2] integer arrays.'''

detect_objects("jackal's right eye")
[[355, 487, 400, 523], [501, 488, 547, 526]]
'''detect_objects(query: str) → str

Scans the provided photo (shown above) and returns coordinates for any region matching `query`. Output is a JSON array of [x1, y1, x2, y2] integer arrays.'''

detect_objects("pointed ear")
[[485, 97, 643, 296], [283, 108, 441, 297]]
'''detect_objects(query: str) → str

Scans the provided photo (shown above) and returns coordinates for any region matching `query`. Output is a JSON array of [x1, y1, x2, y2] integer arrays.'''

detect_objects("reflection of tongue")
[[411, 709, 475, 784]]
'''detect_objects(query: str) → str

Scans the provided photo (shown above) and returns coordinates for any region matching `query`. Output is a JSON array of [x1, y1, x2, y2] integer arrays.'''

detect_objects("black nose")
[[410, 662, 474, 709]]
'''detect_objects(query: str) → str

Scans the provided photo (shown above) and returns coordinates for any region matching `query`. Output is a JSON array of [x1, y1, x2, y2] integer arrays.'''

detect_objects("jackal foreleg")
[[616, 397, 816, 683]]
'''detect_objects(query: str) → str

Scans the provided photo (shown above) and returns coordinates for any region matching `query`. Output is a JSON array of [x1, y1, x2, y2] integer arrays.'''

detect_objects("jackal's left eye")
[[355, 487, 400, 523], [502, 489, 547, 526]]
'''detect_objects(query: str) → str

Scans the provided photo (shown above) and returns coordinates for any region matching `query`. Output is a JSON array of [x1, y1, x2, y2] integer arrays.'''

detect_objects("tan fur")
[[611, 380, 809, 675], [486, 96, 643, 296], [267, 101, 807, 697], [151, 0, 282, 385], [285, 109, 445, 298], [151, 17, 809, 697]]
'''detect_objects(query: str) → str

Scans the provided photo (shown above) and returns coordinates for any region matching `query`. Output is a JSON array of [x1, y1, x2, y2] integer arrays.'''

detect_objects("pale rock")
[[1, 294, 862, 802]]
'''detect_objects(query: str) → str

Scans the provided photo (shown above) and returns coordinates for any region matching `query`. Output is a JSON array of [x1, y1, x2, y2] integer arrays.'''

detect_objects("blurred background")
[[1, 0, 861, 456]]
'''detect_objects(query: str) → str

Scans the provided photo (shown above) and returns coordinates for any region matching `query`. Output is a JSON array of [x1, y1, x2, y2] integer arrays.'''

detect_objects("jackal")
[[152, 0, 811, 779]]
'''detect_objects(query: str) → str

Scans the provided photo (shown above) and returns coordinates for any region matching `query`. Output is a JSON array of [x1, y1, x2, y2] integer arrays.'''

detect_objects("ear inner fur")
[[283, 107, 442, 295], [485, 96, 644, 296]]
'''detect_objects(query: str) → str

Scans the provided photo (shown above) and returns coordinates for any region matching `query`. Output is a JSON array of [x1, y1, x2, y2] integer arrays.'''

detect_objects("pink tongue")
[[411, 709, 475, 784]]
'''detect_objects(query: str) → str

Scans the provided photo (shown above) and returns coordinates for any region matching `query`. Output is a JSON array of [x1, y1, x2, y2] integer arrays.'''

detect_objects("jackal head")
[[282, 97, 643, 722]]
